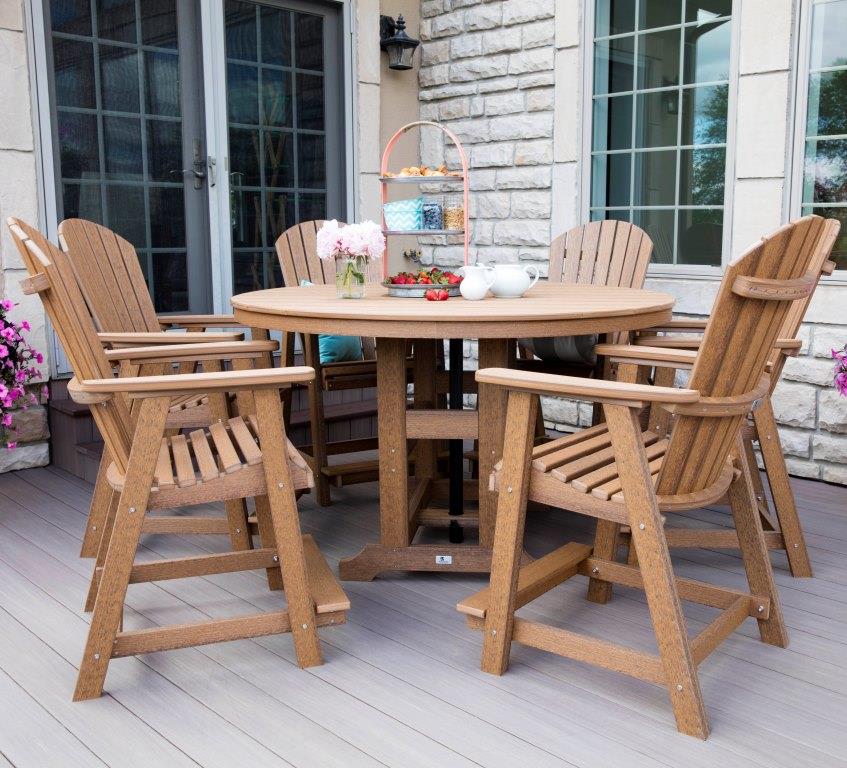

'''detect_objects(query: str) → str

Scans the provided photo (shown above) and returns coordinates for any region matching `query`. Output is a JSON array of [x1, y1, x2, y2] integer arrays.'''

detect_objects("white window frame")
[[789, 0, 847, 285], [580, 0, 741, 280]]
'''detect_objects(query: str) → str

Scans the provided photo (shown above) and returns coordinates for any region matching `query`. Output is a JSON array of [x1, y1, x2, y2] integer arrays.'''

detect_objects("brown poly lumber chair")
[[457, 216, 829, 738], [515, 220, 654, 433], [626, 217, 840, 577], [275, 220, 404, 505], [59, 219, 273, 563], [9, 218, 349, 700]]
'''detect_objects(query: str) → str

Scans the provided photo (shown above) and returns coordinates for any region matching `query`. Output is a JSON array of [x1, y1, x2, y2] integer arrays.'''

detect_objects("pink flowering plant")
[[833, 344, 847, 397], [316, 220, 385, 298], [0, 298, 45, 449]]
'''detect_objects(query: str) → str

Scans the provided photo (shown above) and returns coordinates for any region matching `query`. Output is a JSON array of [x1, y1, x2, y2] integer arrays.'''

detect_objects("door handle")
[[168, 139, 209, 189]]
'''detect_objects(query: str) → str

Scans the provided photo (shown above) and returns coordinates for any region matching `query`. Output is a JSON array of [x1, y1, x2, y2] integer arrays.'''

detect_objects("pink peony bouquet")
[[317, 220, 386, 298], [316, 220, 386, 262], [833, 344, 847, 397], [0, 299, 45, 449]]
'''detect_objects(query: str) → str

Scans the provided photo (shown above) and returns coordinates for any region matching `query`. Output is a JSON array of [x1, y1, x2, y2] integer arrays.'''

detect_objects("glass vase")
[[335, 254, 368, 299]]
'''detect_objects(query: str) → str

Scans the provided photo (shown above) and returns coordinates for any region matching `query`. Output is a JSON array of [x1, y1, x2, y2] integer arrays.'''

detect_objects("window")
[[797, 0, 847, 269], [590, 0, 732, 265]]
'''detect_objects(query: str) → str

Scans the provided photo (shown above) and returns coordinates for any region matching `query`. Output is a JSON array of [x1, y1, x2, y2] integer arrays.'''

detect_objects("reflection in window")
[[591, 0, 732, 265], [800, 0, 847, 268]]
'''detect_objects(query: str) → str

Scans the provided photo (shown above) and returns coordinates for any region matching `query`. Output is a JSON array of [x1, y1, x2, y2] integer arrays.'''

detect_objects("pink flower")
[[0, 299, 13, 312], [19, 320, 30, 332], [35, 353, 43, 364], [0, 345, 8, 359], [41, 385, 49, 399], [6, 442, 17, 450], [1, 413, 12, 428], [316, 220, 385, 261]]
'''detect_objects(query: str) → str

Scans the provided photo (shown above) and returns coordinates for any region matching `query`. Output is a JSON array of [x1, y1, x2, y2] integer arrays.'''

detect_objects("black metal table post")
[[448, 337, 464, 543]]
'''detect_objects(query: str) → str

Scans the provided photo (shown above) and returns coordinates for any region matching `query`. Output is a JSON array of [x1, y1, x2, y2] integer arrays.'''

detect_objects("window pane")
[[804, 206, 847, 269], [147, 119, 182, 182], [299, 193, 326, 222], [592, 153, 631, 207], [149, 186, 185, 247], [685, 0, 731, 23], [261, 7, 291, 66], [100, 46, 139, 113], [233, 251, 264, 294], [633, 150, 676, 205], [810, 0, 847, 70], [50, 0, 92, 36], [590, 208, 631, 222], [227, 63, 259, 124], [57, 111, 100, 179], [141, 0, 178, 48], [683, 19, 731, 84], [53, 39, 95, 108], [296, 73, 324, 130], [264, 191, 296, 244], [262, 68, 292, 127], [679, 147, 725, 205], [145, 51, 181, 116], [681, 84, 727, 144], [635, 91, 678, 148], [229, 128, 261, 186], [231, 190, 262, 248], [97, 0, 136, 43], [267, 252, 283, 288], [806, 71, 847, 137], [633, 209, 675, 262], [639, 0, 680, 30], [298, 133, 325, 188], [593, 95, 633, 151], [803, 139, 847, 204], [594, 36, 634, 95], [295, 13, 323, 70], [62, 182, 102, 221], [225, 0, 258, 62], [677, 209, 722, 265], [594, 0, 635, 36], [151, 253, 188, 312], [105, 185, 146, 246], [103, 116, 142, 180], [637, 29, 680, 90], [264, 131, 294, 188]]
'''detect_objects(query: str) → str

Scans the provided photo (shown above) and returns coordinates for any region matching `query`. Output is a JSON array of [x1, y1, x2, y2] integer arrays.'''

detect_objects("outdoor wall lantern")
[[380, 14, 419, 70]]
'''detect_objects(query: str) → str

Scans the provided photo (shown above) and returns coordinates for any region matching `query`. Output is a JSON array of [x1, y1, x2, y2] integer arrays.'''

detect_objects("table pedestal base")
[[339, 544, 495, 581]]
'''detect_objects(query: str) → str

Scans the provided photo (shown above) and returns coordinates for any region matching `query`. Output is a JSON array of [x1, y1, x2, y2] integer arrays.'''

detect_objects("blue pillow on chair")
[[299, 280, 364, 364]]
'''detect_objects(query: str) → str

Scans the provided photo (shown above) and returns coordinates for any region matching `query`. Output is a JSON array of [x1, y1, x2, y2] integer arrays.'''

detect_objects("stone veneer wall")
[[417, 0, 847, 483], [0, 0, 50, 472]]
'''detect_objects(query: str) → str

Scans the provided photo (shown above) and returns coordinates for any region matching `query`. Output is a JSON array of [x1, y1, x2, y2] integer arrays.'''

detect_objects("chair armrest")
[[634, 335, 703, 350], [104, 339, 278, 364], [99, 331, 245, 347], [774, 338, 802, 356], [594, 344, 697, 369], [68, 366, 314, 403], [158, 313, 238, 329], [640, 317, 709, 333], [475, 368, 699, 408]]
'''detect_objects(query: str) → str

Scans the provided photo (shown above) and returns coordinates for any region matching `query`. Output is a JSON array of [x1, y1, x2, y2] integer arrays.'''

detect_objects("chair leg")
[[74, 397, 170, 701], [481, 391, 537, 676], [253, 494, 285, 591], [754, 399, 813, 577], [80, 450, 115, 558], [586, 520, 621, 603], [728, 437, 789, 647], [84, 489, 119, 612], [303, 334, 331, 507], [604, 404, 709, 739], [254, 389, 322, 667]]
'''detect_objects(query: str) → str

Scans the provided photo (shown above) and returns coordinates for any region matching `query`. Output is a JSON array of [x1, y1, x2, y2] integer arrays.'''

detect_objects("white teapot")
[[488, 263, 540, 298], [457, 264, 495, 301]]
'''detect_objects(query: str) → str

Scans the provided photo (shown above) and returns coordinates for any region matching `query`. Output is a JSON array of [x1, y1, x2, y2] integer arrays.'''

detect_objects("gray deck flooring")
[[0, 464, 845, 767]]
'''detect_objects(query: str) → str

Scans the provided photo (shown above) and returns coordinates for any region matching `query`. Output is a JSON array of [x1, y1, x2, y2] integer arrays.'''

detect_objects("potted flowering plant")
[[833, 344, 847, 397], [0, 299, 44, 449], [316, 220, 385, 299]]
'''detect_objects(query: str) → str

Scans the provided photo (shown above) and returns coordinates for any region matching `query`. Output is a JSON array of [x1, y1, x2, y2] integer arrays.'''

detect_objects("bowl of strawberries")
[[384, 267, 463, 299]]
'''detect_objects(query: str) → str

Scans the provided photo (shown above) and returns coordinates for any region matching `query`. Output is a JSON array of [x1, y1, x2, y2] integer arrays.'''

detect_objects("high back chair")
[[59, 219, 271, 562], [458, 216, 828, 738], [274, 220, 383, 505], [8, 218, 349, 701], [629, 218, 840, 576]]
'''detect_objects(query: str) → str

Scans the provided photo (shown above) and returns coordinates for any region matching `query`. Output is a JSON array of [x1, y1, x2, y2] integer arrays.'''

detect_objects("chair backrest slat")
[[59, 219, 160, 332], [7, 218, 133, 472], [657, 215, 833, 496]]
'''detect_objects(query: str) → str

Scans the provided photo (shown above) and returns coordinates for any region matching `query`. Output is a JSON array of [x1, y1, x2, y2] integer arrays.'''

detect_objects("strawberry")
[[424, 289, 440, 301], [436, 289, 450, 301], [446, 274, 462, 285]]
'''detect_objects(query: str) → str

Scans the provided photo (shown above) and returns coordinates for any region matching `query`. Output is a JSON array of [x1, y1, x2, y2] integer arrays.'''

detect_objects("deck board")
[[0, 466, 845, 766]]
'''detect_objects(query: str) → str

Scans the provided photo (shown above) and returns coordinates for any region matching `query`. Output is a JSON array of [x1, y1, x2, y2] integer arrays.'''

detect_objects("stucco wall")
[[417, 0, 847, 483], [0, 0, 49, 471]]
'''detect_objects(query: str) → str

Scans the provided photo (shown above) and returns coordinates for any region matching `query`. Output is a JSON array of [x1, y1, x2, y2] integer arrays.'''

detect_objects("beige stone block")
[[819, 389, 847, 434], [356, 84, 380, 174], [522, 20, 555, 49], [0, 441, 49, 472], [0, 150, 38, 268], [735, 72, 790, 179], [7, 404, 48, 444], [782, 356, 838, 386], [813, 433, 847, 463], [514, 139, 553, 166], [822, 463, 847, 485], [804, 286, 847, 325], [555, 0, 579, 49], [553, 47, 579, 162], [0, 1, 23, 31], [812, 325, 846, 359], [493, 219, 550, 246], [357, 0, 381, 84], [541, 395, 578, 424], [771, 380, 817, 428], [739, 0, 792, 74], [0, 29, 32, 151], [777, 427, 811, 458], [551, 161, 578, 236], [785, 457, 821, 480], [508, 48, 555, 76], [511, 190, 551, 219], [730, 178, 784, 258], [644, 277, 719, 315]]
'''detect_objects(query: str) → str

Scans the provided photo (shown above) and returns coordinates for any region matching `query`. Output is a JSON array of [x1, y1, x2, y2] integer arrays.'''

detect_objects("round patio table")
[[232, 282, 674, 581]]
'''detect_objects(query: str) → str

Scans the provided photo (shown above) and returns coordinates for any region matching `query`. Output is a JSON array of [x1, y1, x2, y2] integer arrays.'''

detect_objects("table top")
[[232, 282, 675, 339]]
